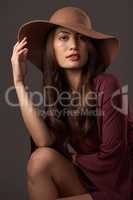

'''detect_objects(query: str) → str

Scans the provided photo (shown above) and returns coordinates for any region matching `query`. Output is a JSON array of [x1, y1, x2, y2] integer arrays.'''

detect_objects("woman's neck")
[[65, 68, 82, 91]]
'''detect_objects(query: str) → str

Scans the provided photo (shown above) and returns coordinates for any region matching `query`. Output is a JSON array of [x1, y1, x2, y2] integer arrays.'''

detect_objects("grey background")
[[1, 0, 132, 200]]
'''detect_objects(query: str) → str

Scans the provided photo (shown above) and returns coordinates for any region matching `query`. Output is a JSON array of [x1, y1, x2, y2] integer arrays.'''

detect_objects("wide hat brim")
[[17, 20, 120, 72]]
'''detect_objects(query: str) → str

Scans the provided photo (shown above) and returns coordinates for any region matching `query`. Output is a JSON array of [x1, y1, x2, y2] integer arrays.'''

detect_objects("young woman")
[[11, 6, 133, 200]]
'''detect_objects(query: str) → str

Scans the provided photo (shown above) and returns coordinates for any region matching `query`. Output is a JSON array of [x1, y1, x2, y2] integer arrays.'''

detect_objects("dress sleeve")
[[75, 75, 128, 198], [128, 104, 133, 166]]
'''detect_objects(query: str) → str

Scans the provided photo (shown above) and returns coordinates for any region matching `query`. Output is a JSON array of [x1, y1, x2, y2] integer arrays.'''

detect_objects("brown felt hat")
[[17, 6, 120, 72]]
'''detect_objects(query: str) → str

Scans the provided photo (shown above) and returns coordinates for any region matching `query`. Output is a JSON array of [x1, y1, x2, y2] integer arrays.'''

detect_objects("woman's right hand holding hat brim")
[[11, 37, 29, 86]]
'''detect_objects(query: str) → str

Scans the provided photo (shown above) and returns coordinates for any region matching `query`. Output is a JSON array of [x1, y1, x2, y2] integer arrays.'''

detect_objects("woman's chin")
[[61, 62, 83, 69]]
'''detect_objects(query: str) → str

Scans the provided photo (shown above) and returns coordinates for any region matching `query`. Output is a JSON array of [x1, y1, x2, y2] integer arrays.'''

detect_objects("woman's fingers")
[[11, 37, 29, 85], [13, 37, 26, 48], [14, 40, 27, 53], [11, 38, 28, 63], [72, 153, 78, 165], [18, 37, 27, 47], [16, 48, 28, 62], [67, 143, 77, 154], [17, 48, 28, 55], [17, 37, 27, 45], [17, 41, 27, 52], [13, 37, 27, 52]]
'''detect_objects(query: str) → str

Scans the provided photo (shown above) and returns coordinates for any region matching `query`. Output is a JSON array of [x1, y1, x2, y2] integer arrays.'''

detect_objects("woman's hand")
[[71, 153, 78, 165], [65, 143, 78, 165], [11, 37, 28, 86]]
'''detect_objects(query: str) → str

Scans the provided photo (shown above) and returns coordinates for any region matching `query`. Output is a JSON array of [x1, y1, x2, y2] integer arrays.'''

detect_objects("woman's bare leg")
[[26, 147, 92, 200]]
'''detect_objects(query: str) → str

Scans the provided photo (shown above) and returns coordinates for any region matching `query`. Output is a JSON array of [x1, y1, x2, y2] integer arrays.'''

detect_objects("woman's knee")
[[27, 147, 60, 181]]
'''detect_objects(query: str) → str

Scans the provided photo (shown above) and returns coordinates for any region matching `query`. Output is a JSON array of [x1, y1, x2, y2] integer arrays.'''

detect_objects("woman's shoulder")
[[93, 72, 121, 91], [94, 72, 120, 84]]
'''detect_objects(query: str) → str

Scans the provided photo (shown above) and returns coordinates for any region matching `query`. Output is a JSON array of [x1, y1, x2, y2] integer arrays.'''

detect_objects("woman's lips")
[[66, 54, 80, 61]]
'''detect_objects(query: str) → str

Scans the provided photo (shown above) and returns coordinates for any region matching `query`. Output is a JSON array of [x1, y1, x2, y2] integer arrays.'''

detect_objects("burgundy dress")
[[30, 72, 133, 200]]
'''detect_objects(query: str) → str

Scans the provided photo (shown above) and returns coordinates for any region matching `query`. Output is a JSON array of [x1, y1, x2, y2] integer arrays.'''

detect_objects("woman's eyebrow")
[[56, 30, 71, 35]]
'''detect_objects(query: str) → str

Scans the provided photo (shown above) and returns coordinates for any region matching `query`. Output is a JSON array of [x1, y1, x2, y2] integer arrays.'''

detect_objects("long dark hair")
[[41, 26, 105, 144]]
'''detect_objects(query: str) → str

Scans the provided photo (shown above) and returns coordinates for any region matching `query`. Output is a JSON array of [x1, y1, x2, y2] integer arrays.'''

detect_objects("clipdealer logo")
[[4, 84, 129, 116], [111, 85, 128, 115]]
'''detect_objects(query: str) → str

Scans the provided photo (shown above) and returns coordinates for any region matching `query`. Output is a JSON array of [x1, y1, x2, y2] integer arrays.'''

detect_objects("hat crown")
[[49, 7, 92, 30]]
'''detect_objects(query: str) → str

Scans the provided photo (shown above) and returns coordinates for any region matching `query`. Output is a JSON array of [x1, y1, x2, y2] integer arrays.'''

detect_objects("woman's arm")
[[73, 74, 129, 199], [15, 82, 55, 147], [11, 37, 55, 147], [75, 74, 126, 171]]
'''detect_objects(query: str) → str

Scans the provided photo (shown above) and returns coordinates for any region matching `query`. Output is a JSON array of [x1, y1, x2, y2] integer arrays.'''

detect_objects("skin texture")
[[27, 147, 93, 200], [11, 37, 56, 147], [53, 27, 93, 90], [11, 27, 93, 200], [53, 27, 90, 70]]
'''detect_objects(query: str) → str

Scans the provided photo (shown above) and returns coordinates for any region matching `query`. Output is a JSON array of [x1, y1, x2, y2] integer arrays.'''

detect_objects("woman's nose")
[[69, 37, 79, 50]]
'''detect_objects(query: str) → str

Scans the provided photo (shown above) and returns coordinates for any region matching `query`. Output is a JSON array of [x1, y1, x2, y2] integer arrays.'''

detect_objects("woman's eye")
[[59, 35, 68, 41]]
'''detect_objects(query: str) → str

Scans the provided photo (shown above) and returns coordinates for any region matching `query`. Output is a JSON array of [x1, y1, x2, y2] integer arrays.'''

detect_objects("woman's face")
[[53, 27, 93, 69]]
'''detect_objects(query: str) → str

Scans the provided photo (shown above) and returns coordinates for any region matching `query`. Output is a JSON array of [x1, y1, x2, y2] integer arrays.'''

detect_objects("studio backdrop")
[[1, 1, 131, 200]]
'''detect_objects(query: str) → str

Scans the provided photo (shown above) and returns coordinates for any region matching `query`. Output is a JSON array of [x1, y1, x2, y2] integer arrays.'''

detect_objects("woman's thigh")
[[27, 147, 88, 198]]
